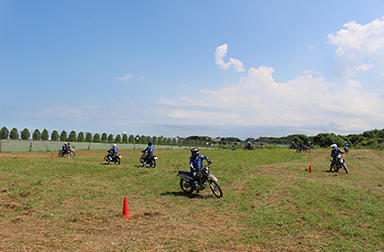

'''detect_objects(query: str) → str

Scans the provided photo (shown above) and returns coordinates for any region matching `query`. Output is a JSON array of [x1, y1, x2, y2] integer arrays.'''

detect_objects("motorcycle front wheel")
[[180, 179, 193, 194], [342, 163, 349, 174], [69, 151, 76, 157], [139, 157, 144, 167], [104, 156, 111, 164], [114, 156, 121, 165], [208, 180, 223, 198]]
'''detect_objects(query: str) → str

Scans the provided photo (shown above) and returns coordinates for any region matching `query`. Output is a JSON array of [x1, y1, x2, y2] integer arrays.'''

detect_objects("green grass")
[[0, 149, 383, 250]]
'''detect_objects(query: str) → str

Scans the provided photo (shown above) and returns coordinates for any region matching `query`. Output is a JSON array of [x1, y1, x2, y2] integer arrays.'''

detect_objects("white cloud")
[[328, 17, 384, 76], [158, 66, 384, 133], [117, 73, 133, 81], [214, 43, 245, 72]]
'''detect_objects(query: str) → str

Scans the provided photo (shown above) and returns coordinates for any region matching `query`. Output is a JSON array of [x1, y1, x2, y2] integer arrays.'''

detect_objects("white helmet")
[[113, 144, 117, 147], [330, 144, 337, 149]]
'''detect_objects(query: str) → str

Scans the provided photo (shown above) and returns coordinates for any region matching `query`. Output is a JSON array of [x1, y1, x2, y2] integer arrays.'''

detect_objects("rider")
[[62, 142, 67, 154], [108, 144, 118, 160], [344, 140, 349, 149], [299, 141, 305, 150], [329, 144, 344, 172], [189, 147, 211, 190], [142, 142, 154, 167], [291, 140, 296, 149]]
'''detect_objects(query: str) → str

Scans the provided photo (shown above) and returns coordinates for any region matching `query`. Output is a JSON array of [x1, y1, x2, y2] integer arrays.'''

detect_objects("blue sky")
[[1, 0, 384, 138]]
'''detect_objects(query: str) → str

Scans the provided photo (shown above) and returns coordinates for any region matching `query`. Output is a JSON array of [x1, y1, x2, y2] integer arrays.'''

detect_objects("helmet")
[[67, 142, 70, 145], [64, 142, 67, 145], [330, 144, 337, 149], [191, 147, 199, 156], [148, 142, 152, 146], [113, 144, 117, 147]]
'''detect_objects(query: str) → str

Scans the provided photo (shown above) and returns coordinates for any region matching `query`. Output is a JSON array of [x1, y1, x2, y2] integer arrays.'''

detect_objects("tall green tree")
[[68, 131, 77, 141], [21, 128, 31, 140], [107, 134, 114, 143], [0, 127, 9, 139], [122, 134, 128, 143], [152, 136, 157, 145], [41, 129, 49, 140], [93, 133, 100, 142], [60, 130, 67, 141], [51, 130, 59, 141], [10, 128, 19, 140], [85, 132, 92, 142], [115, 134, 121, 143], [128, 135, 134, 143], [77, 132, 85, 142], [32, 129, 41, 140], [101, 133, 108, 142]]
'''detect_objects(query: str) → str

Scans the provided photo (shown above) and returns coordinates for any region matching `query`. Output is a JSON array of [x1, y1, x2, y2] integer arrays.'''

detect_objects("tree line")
[[0, 127, 212, 146], [256, 129, 384, 149]]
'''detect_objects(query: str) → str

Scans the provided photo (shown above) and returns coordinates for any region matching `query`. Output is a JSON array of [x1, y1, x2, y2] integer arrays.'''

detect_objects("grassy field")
[[0, 148, 383, 251]]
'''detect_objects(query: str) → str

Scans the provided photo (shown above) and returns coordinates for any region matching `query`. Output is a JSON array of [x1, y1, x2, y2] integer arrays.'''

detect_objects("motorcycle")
[[296, 145, 311, 153], [344, 146, 349, 153], [330, 154, 349, 174], [57, 148, 76, 157], [104, 151, 121, 165], [177, 164, 223, 198], [139, 152, 157, 168]]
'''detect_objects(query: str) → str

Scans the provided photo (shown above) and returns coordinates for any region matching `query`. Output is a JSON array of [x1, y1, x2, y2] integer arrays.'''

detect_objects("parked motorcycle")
[[57, 148, 76, 157], [177, 165, 223, 198], [139, 152, 157, 168], [104, 151, 121, 165], [330, 154, 349, 174]]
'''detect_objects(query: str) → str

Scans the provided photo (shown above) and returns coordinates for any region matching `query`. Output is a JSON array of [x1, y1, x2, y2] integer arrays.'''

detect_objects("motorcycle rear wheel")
[[180, 179, 193, 194], [149, 159, 156, 168], [208, 180, 223, 198]]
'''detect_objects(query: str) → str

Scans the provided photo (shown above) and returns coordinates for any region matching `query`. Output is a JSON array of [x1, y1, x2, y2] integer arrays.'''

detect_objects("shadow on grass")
[[133, 165, 155, 169], [160, 191, 215, 199]]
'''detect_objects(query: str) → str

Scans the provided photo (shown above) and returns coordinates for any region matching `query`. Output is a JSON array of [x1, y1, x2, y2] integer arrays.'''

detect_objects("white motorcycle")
[[330, 154, 349, 174], [178, 164, 223, 198]]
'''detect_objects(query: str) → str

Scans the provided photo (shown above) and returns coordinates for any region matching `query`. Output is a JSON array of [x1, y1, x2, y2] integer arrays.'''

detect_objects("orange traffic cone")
[[51, 153, 54, 158], [309, 165, 313, 173], [120, 197, 134, 218]]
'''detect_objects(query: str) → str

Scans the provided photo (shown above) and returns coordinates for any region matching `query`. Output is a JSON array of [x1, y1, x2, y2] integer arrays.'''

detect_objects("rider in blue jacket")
[[190, 147, 211, 188], [329, 144, 343, 171], [108, 144, 118, 159], [142, 142, 154, 167]]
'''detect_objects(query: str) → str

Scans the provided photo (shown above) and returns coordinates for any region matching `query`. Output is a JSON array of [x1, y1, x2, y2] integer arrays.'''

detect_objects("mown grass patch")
[[0, 148, 383, 250]]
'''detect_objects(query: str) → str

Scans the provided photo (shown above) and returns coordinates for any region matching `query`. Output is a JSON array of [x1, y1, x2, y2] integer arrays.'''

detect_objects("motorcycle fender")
[[154, 156, 158, 160], [208, 173, 218, 183], [179, 174, 193, 181], [340, 158, 344, 164]]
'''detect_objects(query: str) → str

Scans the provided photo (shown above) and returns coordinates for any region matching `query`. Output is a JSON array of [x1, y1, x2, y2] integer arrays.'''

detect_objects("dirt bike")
[[344, 146, 349, 153], [104, 151, 121, 165], [296, 145, 311, 153], [139, 152, 157, 168], [57, 148, 76, 157], [178, 164, 223, 198], [330, 154, 349, 174]]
